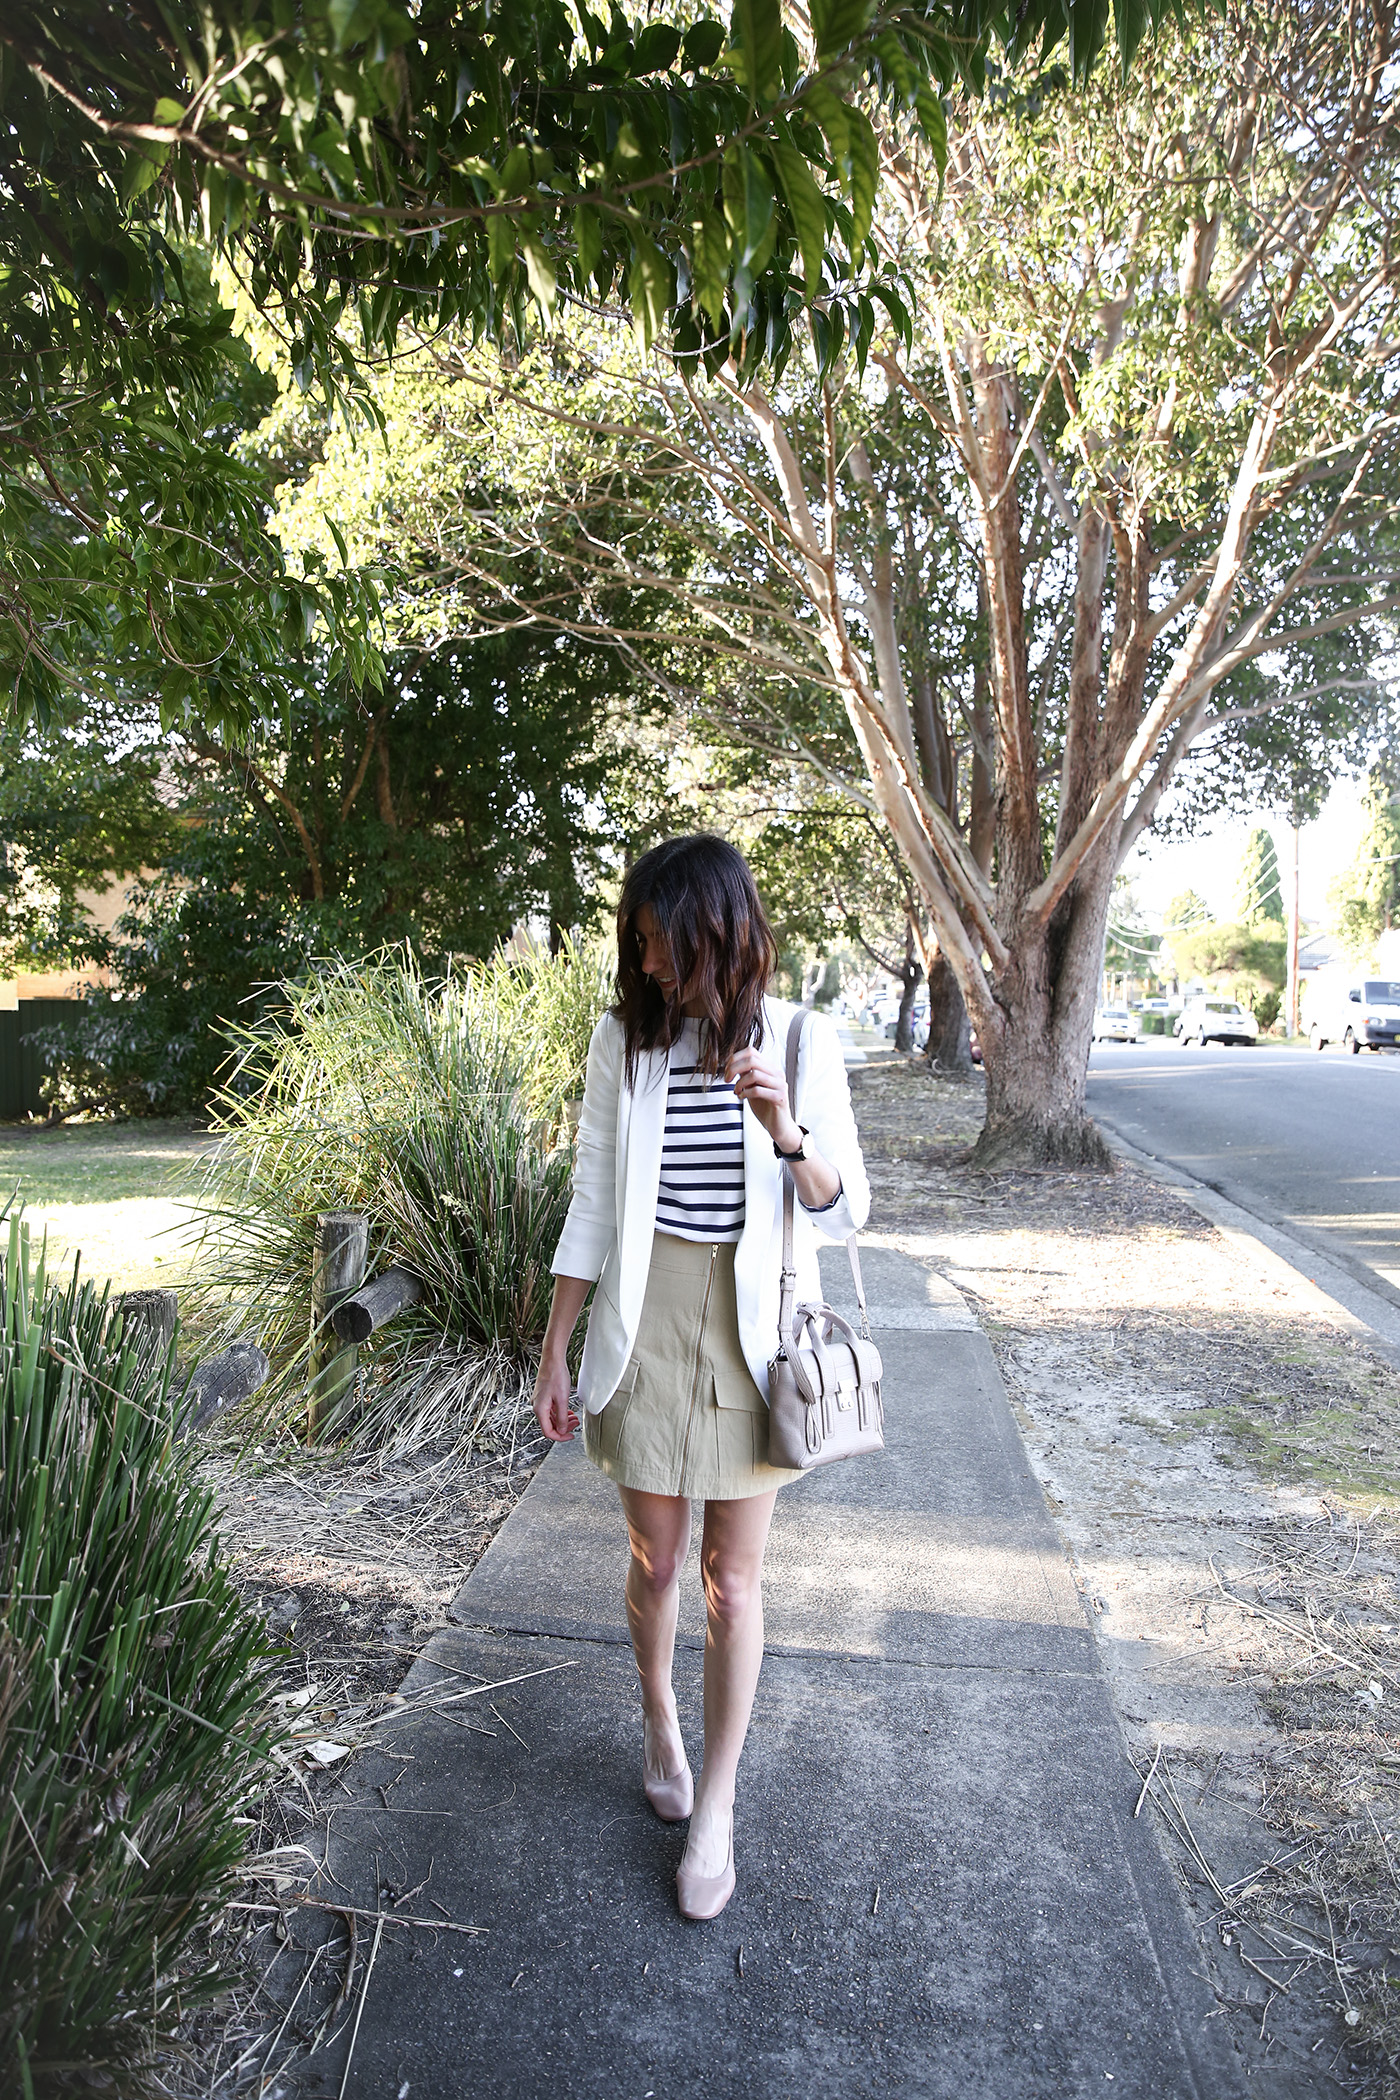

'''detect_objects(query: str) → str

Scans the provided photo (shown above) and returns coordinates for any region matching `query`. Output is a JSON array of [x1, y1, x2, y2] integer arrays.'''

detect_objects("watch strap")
[[774, 1123, 809, 1161]]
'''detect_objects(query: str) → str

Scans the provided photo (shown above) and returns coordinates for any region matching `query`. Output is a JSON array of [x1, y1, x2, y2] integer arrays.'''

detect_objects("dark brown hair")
[[614, 835, 777, 1085]]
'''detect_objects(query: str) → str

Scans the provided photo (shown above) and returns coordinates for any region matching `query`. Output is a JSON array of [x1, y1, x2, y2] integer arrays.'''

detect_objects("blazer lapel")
[[734, 1001, 782, 1339], [617, 1043, 668, 1326]]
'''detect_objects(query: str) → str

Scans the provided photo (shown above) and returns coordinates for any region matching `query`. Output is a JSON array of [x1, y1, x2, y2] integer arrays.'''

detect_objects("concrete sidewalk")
[[296, 1247, 1245, 2099]]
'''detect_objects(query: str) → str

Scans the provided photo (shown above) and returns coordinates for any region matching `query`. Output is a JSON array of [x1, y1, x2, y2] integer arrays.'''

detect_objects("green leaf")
[[120, 141, 170, 205], [723, 144, 774, 269], [574, 202, 603, 287], [152, 97, 185, 125], [1115, 0, 1152, 74], [846, 108, 878, 254], [682, 19, 726, 68], [914, 85, 948, 172], [870, 279, 912, 347], [632, 23, 683, 73], [486, 209, 515, 284], [801, 78, 851, 168], [873, 29, 917, 101], [326, 0, 369, 54], [1069, 0, 1110, 83], [771, 133, 826, 296], [629, 237, 673, 348], [499, 144, 533, 195], [520, 233, 558, 313], [809, 0, 878, 61], [690, 207, 730, 325], [729, 0, 784, 103]]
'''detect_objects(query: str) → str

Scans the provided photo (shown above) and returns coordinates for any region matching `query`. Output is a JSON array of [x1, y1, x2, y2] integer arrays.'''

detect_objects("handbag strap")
[[779, 1009, 872, 1343]]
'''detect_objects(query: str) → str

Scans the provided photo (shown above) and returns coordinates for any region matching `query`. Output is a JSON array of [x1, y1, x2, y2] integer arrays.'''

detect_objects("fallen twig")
[[356, 1658, 579, 1732], [1133, 1739, 1164, 1818], [255, 1940, 326, 2093], [230, 1897, 485, 1935], [337, 1911, 383, 2100]]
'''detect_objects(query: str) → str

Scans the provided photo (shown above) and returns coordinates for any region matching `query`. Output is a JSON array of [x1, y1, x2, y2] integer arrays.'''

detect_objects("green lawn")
[[0, 1119, 216, 1294]]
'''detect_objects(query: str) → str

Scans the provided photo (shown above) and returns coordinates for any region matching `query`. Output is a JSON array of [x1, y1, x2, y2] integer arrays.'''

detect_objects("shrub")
[[187, 941, 612, 1454], [1252, 989, 1282, 1033], [0, 1212, 275, 2093]]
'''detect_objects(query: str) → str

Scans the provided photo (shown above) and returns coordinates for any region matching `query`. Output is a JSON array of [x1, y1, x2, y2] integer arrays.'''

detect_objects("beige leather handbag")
[[766, 1011, 885, 1472]]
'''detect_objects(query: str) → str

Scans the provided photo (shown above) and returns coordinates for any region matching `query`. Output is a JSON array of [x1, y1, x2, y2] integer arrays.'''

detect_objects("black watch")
[[774, 1124, 810, 1162]]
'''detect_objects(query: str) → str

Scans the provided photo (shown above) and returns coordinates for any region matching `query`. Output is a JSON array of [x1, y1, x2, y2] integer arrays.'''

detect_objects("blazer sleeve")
[[796, 1011, 871, 1240], [551, 1013, 623, 1281]]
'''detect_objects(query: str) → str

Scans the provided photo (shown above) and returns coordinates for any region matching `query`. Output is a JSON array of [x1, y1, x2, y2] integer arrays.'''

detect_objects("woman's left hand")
[[726, 1047, 801, 1150]]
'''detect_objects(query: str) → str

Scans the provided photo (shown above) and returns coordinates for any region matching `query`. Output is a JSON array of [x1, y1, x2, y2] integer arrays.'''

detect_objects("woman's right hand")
[[532, 1352, 577, 1441]]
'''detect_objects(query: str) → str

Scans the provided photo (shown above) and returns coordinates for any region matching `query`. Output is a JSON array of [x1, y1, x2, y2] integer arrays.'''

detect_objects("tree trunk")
[[924, 951, 973, 1077], [893, 922, 923, 1051], [970, 850, 1117, 1169]]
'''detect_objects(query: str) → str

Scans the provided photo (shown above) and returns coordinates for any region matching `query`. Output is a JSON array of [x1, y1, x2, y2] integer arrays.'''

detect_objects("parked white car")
[[1307, 976, 1400, 1054], [1092, 1004, 1140, 1044], [1174, 997, 1259, 1047]]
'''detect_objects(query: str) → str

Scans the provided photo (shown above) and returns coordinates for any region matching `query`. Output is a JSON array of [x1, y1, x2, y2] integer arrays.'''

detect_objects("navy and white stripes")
[[654, 1017, 746, 1244]]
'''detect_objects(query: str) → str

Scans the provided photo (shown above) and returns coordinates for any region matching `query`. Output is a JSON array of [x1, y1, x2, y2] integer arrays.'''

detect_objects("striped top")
[[654, 1017, 746, 1244]]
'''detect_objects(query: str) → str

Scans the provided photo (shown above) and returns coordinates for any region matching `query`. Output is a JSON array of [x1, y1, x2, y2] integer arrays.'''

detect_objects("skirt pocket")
[[585, 1359, 641, 1469]]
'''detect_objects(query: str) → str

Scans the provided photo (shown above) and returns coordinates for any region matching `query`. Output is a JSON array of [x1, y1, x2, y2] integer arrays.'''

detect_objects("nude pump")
[[676, 1814, 736, 1921], [642, 1716, 694, 1822], [643, 1757, 695, 1822]]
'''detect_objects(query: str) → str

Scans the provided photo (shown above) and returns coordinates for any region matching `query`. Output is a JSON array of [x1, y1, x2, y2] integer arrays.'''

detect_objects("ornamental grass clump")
[[188, 940, 611, 1454], [0, 1211, 276, 2095]]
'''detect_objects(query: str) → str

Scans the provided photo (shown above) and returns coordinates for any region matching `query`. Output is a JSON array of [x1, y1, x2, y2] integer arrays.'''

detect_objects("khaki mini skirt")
[[584, 1232, 802, 1501]]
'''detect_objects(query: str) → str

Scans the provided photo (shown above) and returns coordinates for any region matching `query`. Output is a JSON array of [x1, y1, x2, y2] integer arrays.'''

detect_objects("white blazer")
[[551, 996, 871, 1413]]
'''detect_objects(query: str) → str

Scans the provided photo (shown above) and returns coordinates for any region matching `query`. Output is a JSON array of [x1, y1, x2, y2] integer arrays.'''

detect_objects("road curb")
[[1098, 1122, 1400, 1370]]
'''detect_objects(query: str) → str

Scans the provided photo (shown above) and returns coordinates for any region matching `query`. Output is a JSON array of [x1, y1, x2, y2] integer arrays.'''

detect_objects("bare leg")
[[686, 1489, 779, 1875], [617, 1485, 692, 1781]]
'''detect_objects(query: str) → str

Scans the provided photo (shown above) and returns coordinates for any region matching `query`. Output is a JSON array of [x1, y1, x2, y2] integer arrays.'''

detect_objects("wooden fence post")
[[117, 1289, 179, 1356], [308, 1212, 368, 1444]]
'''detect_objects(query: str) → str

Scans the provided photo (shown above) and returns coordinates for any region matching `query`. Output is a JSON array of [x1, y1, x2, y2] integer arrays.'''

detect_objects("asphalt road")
[[1085, 1039, 1400, 1310]]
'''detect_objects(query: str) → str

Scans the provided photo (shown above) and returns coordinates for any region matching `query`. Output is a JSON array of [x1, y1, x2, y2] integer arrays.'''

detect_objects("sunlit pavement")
[[1086, 1039, 1400, 1308]]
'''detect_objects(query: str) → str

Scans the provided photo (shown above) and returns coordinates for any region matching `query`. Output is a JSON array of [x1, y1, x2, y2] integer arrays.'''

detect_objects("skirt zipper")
[[678, 1241, 720, 1489]]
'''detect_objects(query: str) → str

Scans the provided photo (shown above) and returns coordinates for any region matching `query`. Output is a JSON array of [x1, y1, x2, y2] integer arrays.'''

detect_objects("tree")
[[1169, 920, 1286, 999], [7, 629, 656, 1107], [270, 328, 992, 1069], [1, 0, 1171, 734], [303, 0, 1400, 1164], [744, 802, 942, 1053], [1165, 890, 1210, 934], [870, 0, 1400, 1161], [0, 702, 175, 974], [1235, 827, 1283, 929], [1328, 776, 1400, 964]]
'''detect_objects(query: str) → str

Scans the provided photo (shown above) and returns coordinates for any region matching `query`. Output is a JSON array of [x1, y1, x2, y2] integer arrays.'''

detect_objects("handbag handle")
[[778, 1009, 872, 1344]]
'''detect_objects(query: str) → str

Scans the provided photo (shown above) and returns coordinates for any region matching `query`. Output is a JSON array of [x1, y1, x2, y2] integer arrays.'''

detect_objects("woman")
[[532, 834, 870, 1920]]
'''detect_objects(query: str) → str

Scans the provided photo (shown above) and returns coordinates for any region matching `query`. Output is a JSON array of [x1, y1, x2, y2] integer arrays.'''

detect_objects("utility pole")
[[1287, 809, 1301, 1038]]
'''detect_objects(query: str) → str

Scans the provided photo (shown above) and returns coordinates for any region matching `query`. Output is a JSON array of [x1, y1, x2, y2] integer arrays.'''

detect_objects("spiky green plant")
[[186, 941, 612, 1452], [0, 1212, 276, 2094]]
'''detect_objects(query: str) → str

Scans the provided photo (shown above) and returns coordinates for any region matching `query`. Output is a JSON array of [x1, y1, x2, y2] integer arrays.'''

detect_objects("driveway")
[[1086, 1040, 1400, 1309]]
